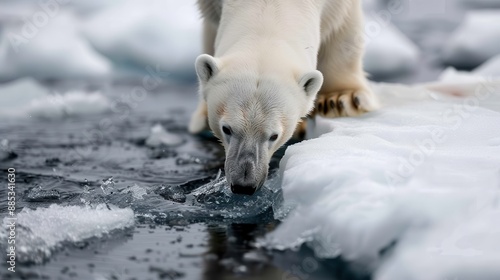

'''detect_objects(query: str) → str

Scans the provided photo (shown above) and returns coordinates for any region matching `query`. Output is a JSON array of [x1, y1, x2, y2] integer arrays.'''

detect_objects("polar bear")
[[189, 0, 378, 195]]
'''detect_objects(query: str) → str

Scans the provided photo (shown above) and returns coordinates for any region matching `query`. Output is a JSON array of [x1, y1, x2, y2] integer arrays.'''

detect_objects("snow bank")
[[364, 19, 420, 78], [0, 12, 112, 81], [264, 80, 500, 278], [82, 0, 201, 78], [1, 204, 134, 263], [0, 78, 111, 119], [443, 11, 500, 69]]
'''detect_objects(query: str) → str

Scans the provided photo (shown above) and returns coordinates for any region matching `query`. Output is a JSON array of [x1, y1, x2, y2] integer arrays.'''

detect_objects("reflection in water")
[[204, 223, 285, 280], [202, 222, 371, 280]]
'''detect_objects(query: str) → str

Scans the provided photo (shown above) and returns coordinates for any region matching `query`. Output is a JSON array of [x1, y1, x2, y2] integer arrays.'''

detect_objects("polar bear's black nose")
[[231, 184, 256, 195]]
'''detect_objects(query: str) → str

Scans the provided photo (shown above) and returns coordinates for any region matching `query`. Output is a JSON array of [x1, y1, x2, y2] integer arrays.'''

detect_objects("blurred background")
[[1, 1, 500, 280], [0, 0, 499, 86]]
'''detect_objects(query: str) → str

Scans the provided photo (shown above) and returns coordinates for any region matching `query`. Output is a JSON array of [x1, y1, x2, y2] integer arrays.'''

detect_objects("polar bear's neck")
[[214, 0, 322, 75]]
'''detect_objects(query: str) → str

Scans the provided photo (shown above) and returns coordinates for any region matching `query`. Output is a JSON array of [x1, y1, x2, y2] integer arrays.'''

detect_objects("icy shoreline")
[[263, 79, 500, 279]]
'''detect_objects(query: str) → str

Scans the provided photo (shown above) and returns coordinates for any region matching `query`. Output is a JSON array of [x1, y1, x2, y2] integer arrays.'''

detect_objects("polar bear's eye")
[[222, 126, 232, 136], [269, 134, 278, 141]]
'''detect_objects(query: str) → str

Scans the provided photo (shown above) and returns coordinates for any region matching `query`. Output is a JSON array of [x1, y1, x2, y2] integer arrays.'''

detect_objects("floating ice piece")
[[25, 185, 61, 202], [263, 82, 500, 278], [0, 204, 134, 263], [0, 12, 111, 81], [82, 0, 201, 78], [363, 18, 420, 78], [27, 91, 111, 119], [145, 124, 184, 147], [0, 78, 111, 119], [443, 11, 500, 68], [473, 54, 500, 78]]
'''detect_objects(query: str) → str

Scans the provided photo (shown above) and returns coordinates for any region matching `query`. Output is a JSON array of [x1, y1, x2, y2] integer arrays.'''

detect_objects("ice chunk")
[[363, 18, 420, 78], [82, 0, 201, 78], [262, 82, 500, 277], [474, 54, 500, 78], [124, 184, 148, 200], [0, 12, 111, 81], [25, 185, 61, 202], [0, 204, 134, 263], [443, 11, 500, 68], [145, 124, 185, 147]]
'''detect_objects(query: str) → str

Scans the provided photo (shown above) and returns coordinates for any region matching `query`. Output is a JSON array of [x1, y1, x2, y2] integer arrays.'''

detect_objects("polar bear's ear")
[[195, 54, 219, 83], [299, 70, 323, 98]]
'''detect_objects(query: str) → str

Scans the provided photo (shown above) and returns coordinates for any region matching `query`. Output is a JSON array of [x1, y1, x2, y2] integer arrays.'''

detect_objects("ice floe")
[[82, 0, 201, 79], [443, 10, 500, 68], [0, 204, 134, 263]]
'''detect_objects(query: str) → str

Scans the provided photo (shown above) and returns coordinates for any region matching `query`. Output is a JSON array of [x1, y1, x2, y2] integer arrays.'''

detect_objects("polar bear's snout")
[[225, 143, 268, 196]]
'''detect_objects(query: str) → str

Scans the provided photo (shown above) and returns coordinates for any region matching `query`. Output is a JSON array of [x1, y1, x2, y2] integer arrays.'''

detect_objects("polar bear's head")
[[195, 54, 323, 195]]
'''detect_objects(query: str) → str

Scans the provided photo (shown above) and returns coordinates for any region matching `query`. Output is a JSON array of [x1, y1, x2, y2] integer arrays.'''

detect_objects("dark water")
[[0, 1, 470, 280]]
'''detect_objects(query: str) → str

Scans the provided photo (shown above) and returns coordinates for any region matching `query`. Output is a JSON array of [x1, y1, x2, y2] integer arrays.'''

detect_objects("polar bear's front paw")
[[315, 88, 378, 118]]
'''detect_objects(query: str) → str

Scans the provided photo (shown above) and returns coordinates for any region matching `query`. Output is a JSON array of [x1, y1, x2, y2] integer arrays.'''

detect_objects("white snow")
[[1, 204, 134, 263], [0, 12, 112, 81], [363, 18, 420, 78], [264, 79, 500, 278], [443, 10, 500, 68], [0, 78, 111, 119]]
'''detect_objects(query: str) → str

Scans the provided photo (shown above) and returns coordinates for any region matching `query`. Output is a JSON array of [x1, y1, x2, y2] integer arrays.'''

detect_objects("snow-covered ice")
[[0, 204, 134, 263], [263, 78, 500, 278], [0, 12, 112, 81], [363, 18, 420, 78], [443, 10, 500, 68]]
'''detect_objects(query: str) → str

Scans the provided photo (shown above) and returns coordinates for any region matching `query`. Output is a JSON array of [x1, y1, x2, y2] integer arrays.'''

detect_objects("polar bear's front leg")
[[315, 9, 378, 118], [188, 99, 208, 133]]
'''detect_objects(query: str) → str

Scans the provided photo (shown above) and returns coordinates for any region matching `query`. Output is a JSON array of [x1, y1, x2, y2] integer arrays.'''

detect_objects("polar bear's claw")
[[315, 88, 378, 118]]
